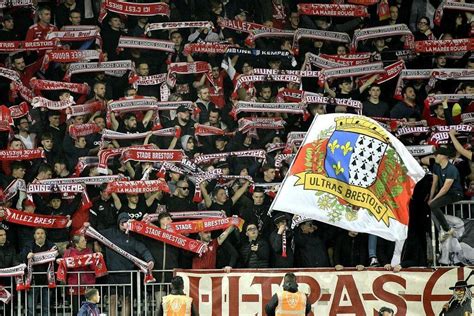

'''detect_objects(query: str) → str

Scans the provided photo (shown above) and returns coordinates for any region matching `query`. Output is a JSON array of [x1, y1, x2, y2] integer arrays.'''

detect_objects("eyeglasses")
[[178, 186, 189, 190]]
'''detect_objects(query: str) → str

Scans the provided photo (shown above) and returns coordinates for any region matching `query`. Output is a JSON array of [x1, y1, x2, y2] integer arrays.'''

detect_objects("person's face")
[[10, 140, 23, 149], [126, 116, 137, 129], [94, 84, 106, 98], [369, 86, 381, 98], [246, 225, 258, 239], [40, 170, 53, 180], [434, 104, 445, 118], [127, 194, 139, 204], [315, 104, 325, 115], [49, 115, 61, 127], [417, 19, 430, 31], [389, 6, 398, 20], [348, 231, 358, 237], [94, 117, 106, 130], [208, 111, 219, 124], [337, 46, 347, 55], [177, 183, 189, 196], [374, 38, 385, 48], [466, 85, 474, 95], [13, 58, 26, 72], [435, 153, 447, 164], [77, 236, 87, 250], [24, 205, 35, 214], [0, 230, 6, 245], [65, 0, 76, 5], [215, 139, 227, 150], [316, 19, 328, 29], [340, 82, 353, 93], [436, 56, 447, 67], [242, 63, 253, 75], [119, 221, 128, 232], [12, 167, 25, 179], [301, 221, 316, 234], [199, 231, 212, 242], [260, 87, 272, 100], [236, 12, 247, 22], [403, 87, 416, 101], [3, 19, 14, 31], [215, 189, 227, 204], [381, 312, 393, 316], [211, 3, 223, 14], [171, 32, 183, 46], [468, 61, 474, 69], [54, 163, 65, 175], [126, 89, 137, 97], [69, 12, 81, 25], [100, 190, 111, 200], [252, 192, 264, 205], [264, 168, 276, 181], [39, 10, 52, 24], [51, 198, 61, 209], [269, 60, 281, 70], [42, 138, 53, 150], [18, 119, 29, 132], [34, 229, 46, 244], [73, 115, 84, 125], [109, 17, 121, 30], [199, 88, 210, 101], [178, 110, 190, 122], [76, 137, 87, 148], [137, 64, 149, 76], [454, 287, 466, 301], [290, 13, 299, 26], [239, 168, 248, 176], [91, 292, 100, 304], [159, 216, 172, 229]]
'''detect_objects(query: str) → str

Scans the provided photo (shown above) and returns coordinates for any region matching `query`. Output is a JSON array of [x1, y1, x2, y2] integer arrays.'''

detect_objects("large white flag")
[[270, 114, 425, 241]]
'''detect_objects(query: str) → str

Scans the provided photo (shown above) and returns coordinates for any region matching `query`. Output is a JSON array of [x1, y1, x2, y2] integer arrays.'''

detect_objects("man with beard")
[[165, 105, 196, 136], [15, 117, 35, 149], [111, 112, 145, 147], [440, 281, 473, 315], [195, 86, 216, 124], [390, 86, 421, 120]]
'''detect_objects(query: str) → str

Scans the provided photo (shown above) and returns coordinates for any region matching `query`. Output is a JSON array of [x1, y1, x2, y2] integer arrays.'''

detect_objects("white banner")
[[176, 267, 474, 316]]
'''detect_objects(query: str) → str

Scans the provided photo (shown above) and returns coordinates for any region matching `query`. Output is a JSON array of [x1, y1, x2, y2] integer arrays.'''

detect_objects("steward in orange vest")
[[265, 272, 311, 316], [158, 276, 197, 316]]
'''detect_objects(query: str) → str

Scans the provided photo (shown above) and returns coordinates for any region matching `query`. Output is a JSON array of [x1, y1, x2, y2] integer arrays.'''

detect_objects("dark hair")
[[38, 6, 51, 14], [171, 276, 184, 291], [124, 112, 137, 120], [69, 9, 81, 17], [38, 164, 53, 174], [262, 164, 275, 172], [41, 132, 53, 141], [11, 161, 25, 171], [379, 307, 394, 315], [158, 212, 172, 222], [401, 85, 414, 96], [11, 53, 24, 63], [47, 110, 61, 118]]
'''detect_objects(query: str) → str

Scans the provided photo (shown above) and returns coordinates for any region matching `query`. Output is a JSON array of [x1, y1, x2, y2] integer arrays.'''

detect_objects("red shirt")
[[26, 23, 58, 41], [192, 239, 218, 269]]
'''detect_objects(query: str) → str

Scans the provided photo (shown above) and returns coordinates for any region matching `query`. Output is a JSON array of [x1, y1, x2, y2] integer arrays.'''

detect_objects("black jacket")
[[99, 227, 153, 271], [334, 232, 368, 267], [239, 238, 270, 268], [144, 239, 181, 283], [21, 240, 56, 285], [269, 229, 294, 268], [294, 230, 329, 268], [0, 243, 19, 268]]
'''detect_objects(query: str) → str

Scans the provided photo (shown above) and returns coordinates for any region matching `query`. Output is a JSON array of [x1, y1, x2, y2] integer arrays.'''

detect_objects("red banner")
[[176, 267, 474, 315]]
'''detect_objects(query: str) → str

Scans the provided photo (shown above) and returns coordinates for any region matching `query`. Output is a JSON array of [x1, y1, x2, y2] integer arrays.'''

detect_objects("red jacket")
[[63, 247, 96, 295]]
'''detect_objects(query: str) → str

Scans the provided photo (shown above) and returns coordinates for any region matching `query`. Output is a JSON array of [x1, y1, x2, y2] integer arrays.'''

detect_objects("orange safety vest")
[[275, 290, 307, 316], [162, 294, 193, 316]]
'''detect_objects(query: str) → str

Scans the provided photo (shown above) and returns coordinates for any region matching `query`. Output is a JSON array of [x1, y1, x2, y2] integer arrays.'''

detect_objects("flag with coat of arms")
[[270, 114, 425, 241]]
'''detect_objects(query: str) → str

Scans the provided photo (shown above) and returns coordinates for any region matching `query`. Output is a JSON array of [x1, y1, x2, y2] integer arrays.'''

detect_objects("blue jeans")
[[27, 287, 50, 316], [368, 234, 378, 259]]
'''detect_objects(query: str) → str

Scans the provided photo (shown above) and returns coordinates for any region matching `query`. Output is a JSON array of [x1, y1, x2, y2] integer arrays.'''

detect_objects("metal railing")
[[1, 270, 172, 316]]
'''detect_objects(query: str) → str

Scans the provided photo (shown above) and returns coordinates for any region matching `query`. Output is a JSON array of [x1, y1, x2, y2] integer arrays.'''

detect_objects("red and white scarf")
[[143, 211, 226, 223], [167, 61, 214, 88], [318, 62, 385, 87], [393, 69, 431, 99], [184, 42, 234, 55], [232, 101, 309, 120], [99, 0, 170, 22], [37, 175, 126, 186], [193, 150, 266, 165], [462, 113, 474, 124], [434, 0, 474, 26], [424, 93, 473, 107], [66, 101, 104, 119], [0, 207, 69, 229], [117, 36, 175, 53], [101, 127, 181, 144], [97, 145, 153, 173], [253, 68, 320, 77], [64, 60, 134, 82], [41, 50, 103, 71], [395, 126, 431, 137], [10, 82, 33, 107], [415, 38, 474, 53], [275, 153, 295, 167], [2, 179, 26, 202], [351, 24, 414, 52], [0, 67, 20, 82], [0, 149, 44, 160], [218, 18, 278, 34], [292, 28, 350, 54], [0, 40, 59, 52], [245, 29, 294, 46], [81, 225, 155, 283], [69, 123, 101, 139], [25, 250, 58, 290], [234, 74, 300, 94], [27, 183, 84, 194], [30, 79, 90, 95], [297, 3, 369, 17], [46, 29, 101, 47], [303, 53, 344, 70], [56, 253, 108, 284], [105, 179, 170, 194], [166, 216, 245, 234], [120, 148, 184, 163], [0, 0, 34, 8], [224, 47, 297, 67], [132, 73, 167, 87], [126, 220, 207, 255], [8, 102, 30, 120], [357, 60, 405, 86], [194, 124, 229, 137], [406, 145, 435, 156], [31, 96, 75, 110], [319, 53, 372, 66], [238, 117, 286, 133], [146, 21, 213, 33], [0, 264, 26, 303]]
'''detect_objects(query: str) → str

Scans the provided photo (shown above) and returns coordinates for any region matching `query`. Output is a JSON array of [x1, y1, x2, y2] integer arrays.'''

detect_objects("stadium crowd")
[[0, 0, 472, 313]]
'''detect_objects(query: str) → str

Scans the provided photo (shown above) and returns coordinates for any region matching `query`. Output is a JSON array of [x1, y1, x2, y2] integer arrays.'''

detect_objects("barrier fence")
[[0, 201, 471, 315]]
